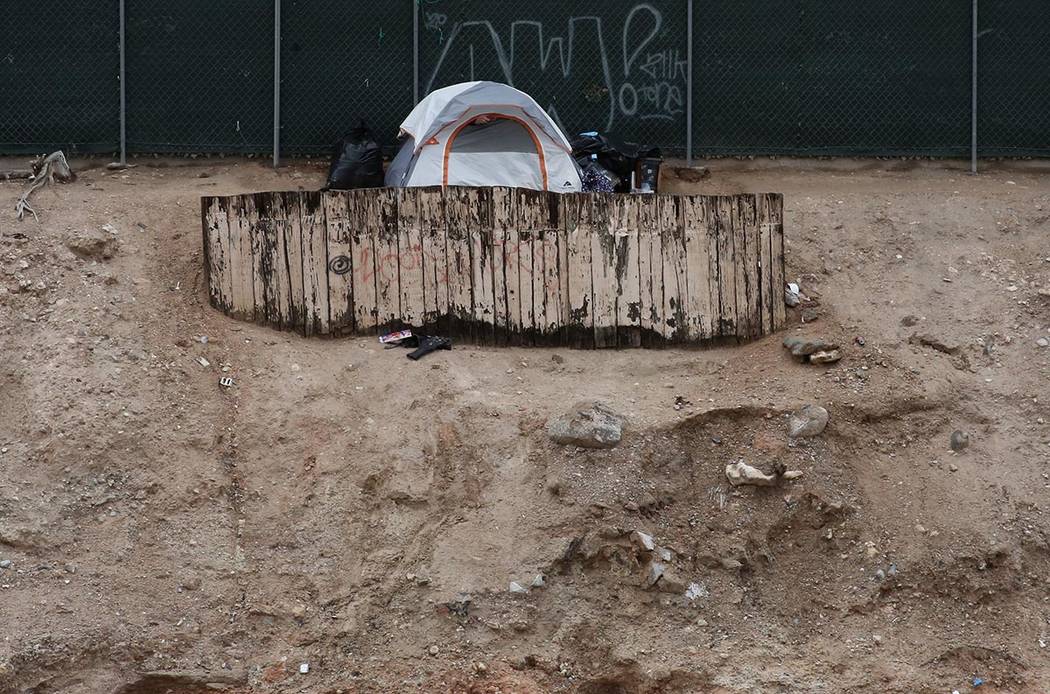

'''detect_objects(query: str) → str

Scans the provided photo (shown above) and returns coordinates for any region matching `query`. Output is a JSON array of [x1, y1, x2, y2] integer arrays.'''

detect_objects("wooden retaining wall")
[[201, 187, 785, 347]]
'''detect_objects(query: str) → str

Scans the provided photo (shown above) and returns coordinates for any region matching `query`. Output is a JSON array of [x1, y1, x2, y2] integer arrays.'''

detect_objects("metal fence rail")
[[0, 1, 1044, 167]]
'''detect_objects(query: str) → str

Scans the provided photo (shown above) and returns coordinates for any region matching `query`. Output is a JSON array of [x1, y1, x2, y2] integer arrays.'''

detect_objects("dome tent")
[[385, 81, 582, 193]]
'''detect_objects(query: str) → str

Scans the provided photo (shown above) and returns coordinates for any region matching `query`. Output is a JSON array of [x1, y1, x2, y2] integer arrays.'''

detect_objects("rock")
[[950, 430, 969, 452], [656, 567, 688, 594], [808, 349, 842, 364], [872, 634, 883, 646], [782, 470, 804, 480], [428, 645, 439, 656], [298, 663, 309, 675], [725, 461, 777, 487], [551, 354, 565, 364], [656, 547, 673, 562], [785, 288, 801, 307], [901, 314, 921, 327], [800, 307, 820, 322], [783, 336, 840, 364], [509, 581, 528, 594], [0, 559, 11, 569], [949, 463, 959, 472], [546, 401, 624, 449], [1037, 338, 1049, 348], [910, 333, 960, 354], [788, 405, 829, 438], [531, 574, 546, 588], [65, 228, 118, 260], [645, 561, 666, 587], [630, 530, 655, 552]]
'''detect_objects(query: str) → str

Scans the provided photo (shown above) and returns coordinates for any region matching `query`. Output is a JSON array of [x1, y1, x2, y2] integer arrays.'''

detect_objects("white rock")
[[299, 663, 309, 674], [725, 461, 777, 486], [630, 530, 655, 552], [788, 405, 829, 438], [509, 581, 528, 594]]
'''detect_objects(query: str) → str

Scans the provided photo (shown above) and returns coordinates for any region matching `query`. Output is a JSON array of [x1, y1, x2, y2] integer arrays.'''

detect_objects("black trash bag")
[[570, 131, 661, 193], [324, 121, 384, 190]]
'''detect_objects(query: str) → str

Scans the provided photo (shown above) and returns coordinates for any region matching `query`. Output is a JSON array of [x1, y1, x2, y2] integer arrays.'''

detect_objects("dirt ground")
[[1, 156, 1049, 694]]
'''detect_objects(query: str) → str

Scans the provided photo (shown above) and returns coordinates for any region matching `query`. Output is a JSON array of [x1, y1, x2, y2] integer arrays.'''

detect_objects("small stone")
[[872, 634, 882, 646], [65, 228, 119, 260], [0, 560, 11, 569], [783, 335, 839, 358], [428, 645, 439, 656], [720, 557, 743, 571], [298, 663, 309, 675], [1037, 338, 1049, 348], [509, 581, 528, 594], [788, 404, 829, 438], [808, 349, 842, 364], [875, 569, 886, 581], [531, 574, 546, 588], [551, 354, 565, 364], [630, 530, 655, 552], [800, 307, 819, 322], [646, 561, 666, 587], [949, 463, 958, 472], [887, 563, 898, 577], [725, 461, 777, 486], [950, 430, 969, 452], [546, 401, 624, 449], [656, 547, 673, 562]]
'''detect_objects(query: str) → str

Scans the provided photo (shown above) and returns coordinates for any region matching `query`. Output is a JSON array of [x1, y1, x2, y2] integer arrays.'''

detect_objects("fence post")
[[119, 0, 126, 165], [413, 0, 420, 104], [686, 0, 693, 165], [970, 0, 978, 174], [273, 0, 282, 168]]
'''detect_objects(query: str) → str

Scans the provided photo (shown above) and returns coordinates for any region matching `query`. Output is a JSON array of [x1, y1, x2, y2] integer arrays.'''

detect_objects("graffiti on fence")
[[423, 3, 685, 133]]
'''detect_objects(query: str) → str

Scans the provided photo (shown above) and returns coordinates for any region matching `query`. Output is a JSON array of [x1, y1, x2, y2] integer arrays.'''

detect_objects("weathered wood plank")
[[538, 192, 563, 345], [659, 196, 688, 342], [299, 190, 330, 336], [224, 196, 256, 321], [613, 195, 642, 348], [557, 195, 572, 345], [766, 193, 787, 331], [563, 194, 593, 348], [731, 196, 752, 339], [715, 196, 739, 338], [637, 195, 661, 347], [262, 192, 291, 329], [739, 195, 761, 339], [444, 187, 477, 339], [349, 189, 378, 334], [517, 188, 547, 345], [703, 197, 723, 340], [490, 188, 514, 345], [372, 187, 401, 332], [757, 194, 774, 337], [324, 191, 354, 334], [243, 194, 267, 324], [396, 188, 426, 330], [590, 192, 618, 348], [202, 197, 232, 314], [500, 189, 524, 345], [278, 192, 306, 332], [469, 187, 496, 345], [418, 186, 447, 334], [684, 195, 713, 340]]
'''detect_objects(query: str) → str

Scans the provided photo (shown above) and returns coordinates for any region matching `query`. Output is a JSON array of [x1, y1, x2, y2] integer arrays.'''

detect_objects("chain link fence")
[[0, 1, 1046, 162]]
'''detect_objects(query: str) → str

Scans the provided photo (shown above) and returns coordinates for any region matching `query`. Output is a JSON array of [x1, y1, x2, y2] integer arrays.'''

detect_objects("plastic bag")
[[324, 121, 384, 190]]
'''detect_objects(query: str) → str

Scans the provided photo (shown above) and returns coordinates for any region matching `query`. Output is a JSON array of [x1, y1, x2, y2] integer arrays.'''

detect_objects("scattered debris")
[[788, 405, 829, 438], [196, 357, 210, 368], [785, 282, 803, 307], [531, 574, 546, 588], [854, 336, 865, 346], [219, 377, 234, 388], [15, 150, 75, 221], [949, 430, 969, 452], [725, 460, 802, 487], [509, 581, 528, 594], [380, 329, 413, 345], [547, 401, 624, 449], [298, 663, 309, 675]]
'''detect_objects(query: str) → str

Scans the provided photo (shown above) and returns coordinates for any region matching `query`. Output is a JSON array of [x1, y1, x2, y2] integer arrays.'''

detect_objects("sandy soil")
[[1, 156, 1049, 694]]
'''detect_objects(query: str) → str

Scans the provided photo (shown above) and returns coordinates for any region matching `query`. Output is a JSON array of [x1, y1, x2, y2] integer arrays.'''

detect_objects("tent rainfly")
[[385, 81, 582, 193]]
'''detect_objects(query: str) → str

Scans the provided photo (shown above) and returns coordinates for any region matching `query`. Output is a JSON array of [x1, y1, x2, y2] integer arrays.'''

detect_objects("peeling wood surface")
[[201, 187, 786, 346]]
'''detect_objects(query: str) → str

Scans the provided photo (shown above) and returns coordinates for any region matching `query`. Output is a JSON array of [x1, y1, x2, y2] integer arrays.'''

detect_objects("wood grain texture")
[[202, 188, 784, 347], [323, 191, 354, 334]]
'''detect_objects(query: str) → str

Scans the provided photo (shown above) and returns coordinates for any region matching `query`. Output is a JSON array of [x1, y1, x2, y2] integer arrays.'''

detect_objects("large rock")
[[547, 401, 624, 449], [65, 228, 118, 260], [788, 405, 829, 438]]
